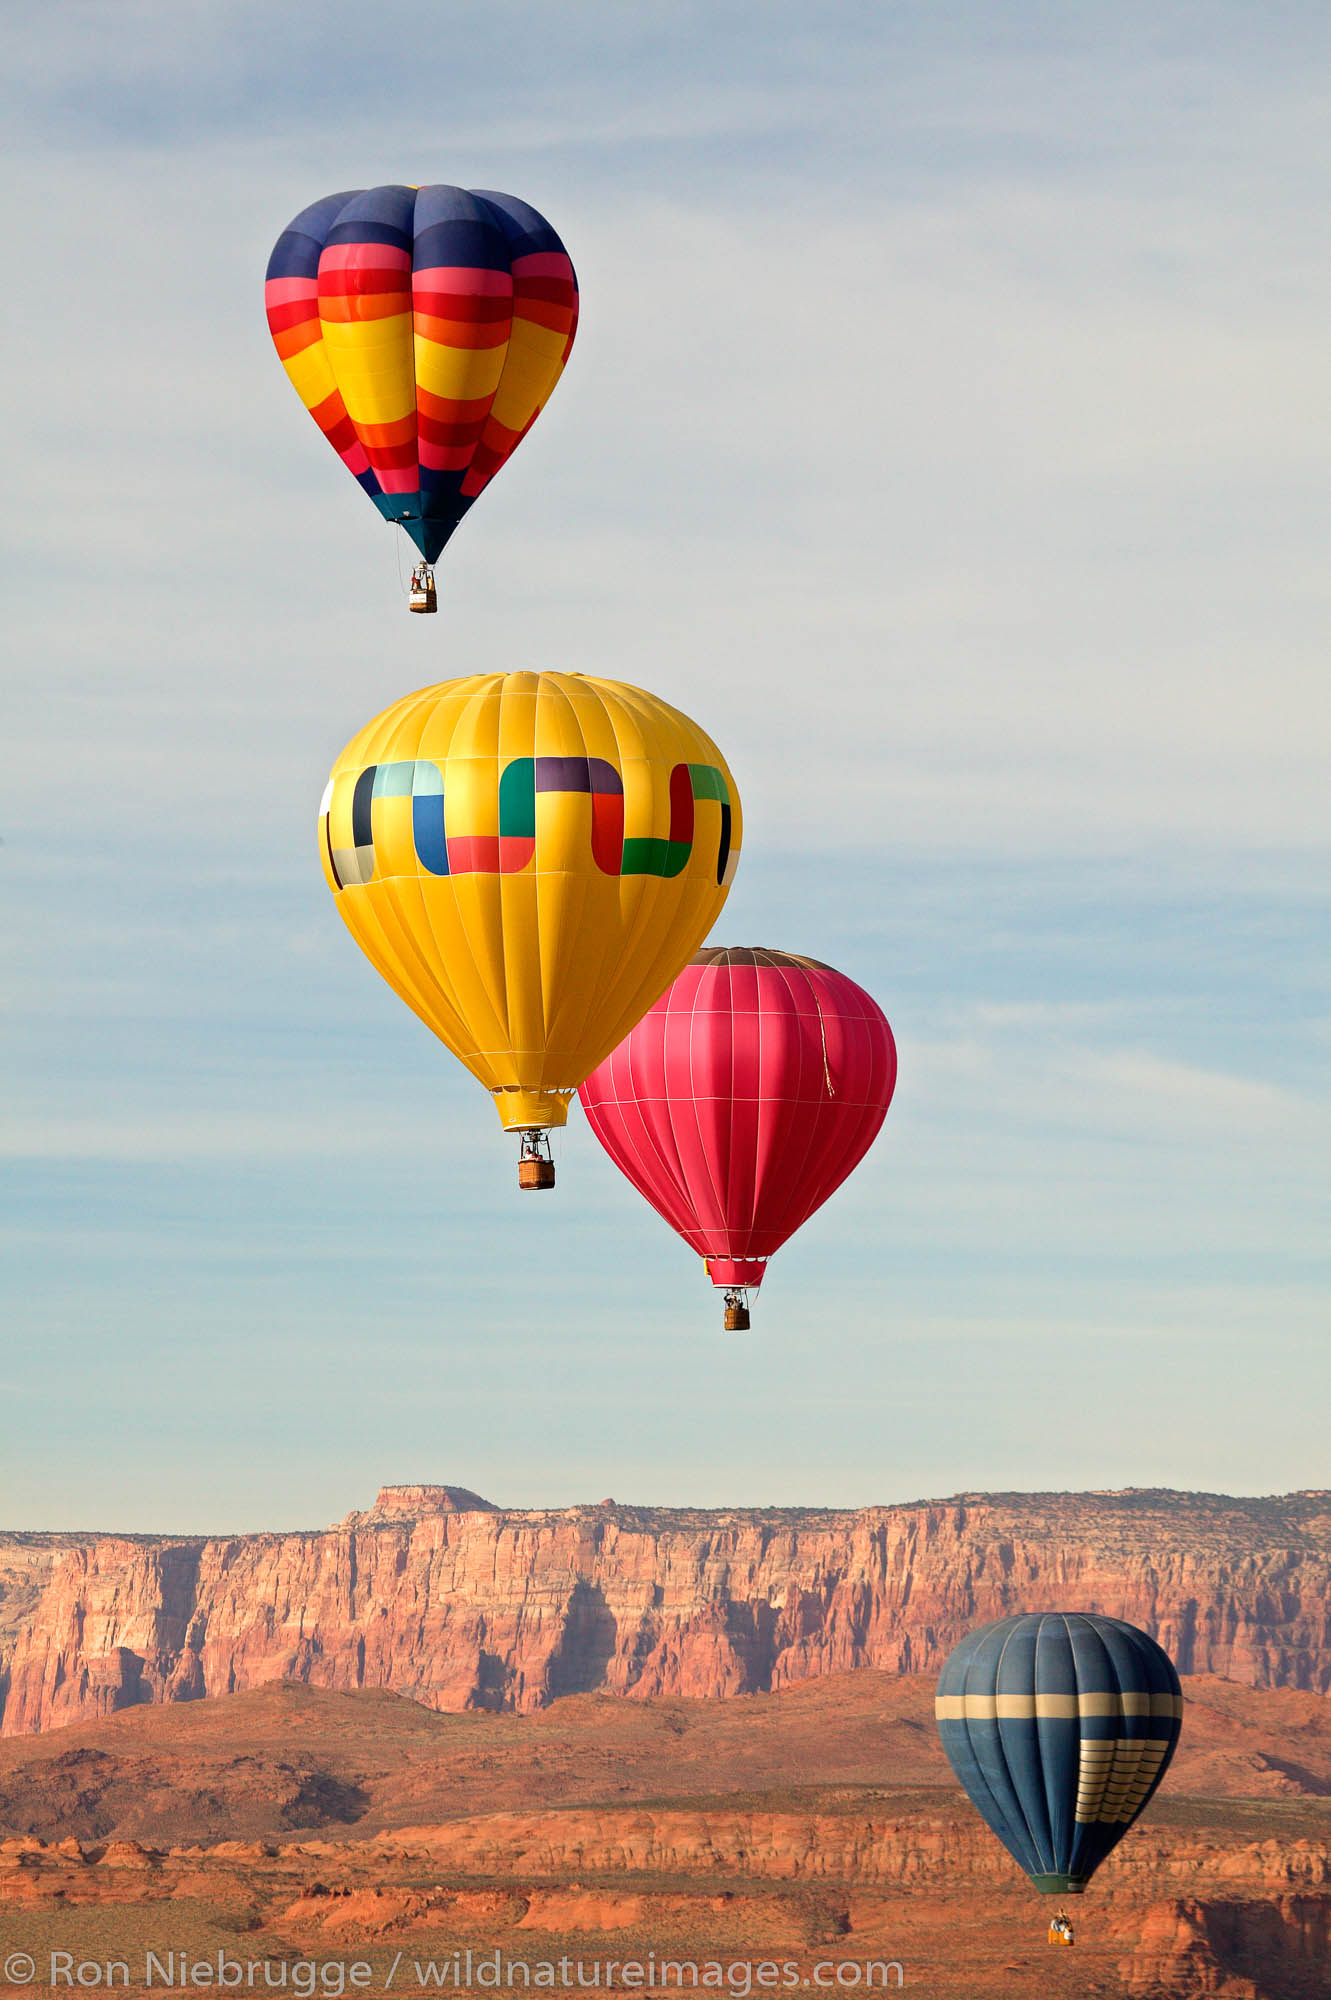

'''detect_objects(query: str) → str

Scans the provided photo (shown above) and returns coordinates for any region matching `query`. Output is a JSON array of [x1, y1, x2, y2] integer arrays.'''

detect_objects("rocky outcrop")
[[340, 1485, 497, 1523], [2, 1808, 1329, 1998], [1, 1485, 1329, 1735], [1116, 1894, 1331, 1998]]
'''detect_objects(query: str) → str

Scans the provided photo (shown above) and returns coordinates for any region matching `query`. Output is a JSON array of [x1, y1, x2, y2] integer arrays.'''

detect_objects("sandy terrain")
[[0, 1672, 1326, 1998]]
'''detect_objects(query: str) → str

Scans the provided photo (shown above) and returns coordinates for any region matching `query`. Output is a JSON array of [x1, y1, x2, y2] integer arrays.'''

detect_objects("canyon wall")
[[2, 1484, 1329, 1735]]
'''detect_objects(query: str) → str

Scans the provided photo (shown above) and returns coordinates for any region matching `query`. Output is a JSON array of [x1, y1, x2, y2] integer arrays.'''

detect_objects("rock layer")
[[2, 1485, 1329, 1735], [2, 1807, 1328, 2000]]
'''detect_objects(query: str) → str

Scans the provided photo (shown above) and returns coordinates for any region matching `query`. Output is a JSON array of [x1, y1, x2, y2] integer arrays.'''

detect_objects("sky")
[[2, 2, 1328, 1530]]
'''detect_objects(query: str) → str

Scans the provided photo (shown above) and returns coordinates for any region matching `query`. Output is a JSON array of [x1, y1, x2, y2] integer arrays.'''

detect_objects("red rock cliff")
[[1, 1485, 1328, 1735]]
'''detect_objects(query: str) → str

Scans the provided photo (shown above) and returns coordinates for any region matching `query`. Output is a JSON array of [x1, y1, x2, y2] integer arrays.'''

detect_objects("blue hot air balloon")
[[934, 1612, 1182, 1898]]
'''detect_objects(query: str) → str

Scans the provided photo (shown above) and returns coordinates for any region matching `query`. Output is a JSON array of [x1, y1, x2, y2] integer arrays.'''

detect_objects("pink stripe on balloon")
[[318, 242, 413, 271], [417, 441, 475, 471], [412, 265, 514, 294], [338, 443, 373, 476], [265, 276, 318, 305], [374, 467, 419, 493]]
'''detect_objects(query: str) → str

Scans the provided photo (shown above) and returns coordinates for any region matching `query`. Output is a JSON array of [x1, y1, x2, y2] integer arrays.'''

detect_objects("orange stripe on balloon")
[[318, 293, 411, 324], [272, 324, 324, 362], [357, 415, 418, 449], [310, 387, 354, 424]]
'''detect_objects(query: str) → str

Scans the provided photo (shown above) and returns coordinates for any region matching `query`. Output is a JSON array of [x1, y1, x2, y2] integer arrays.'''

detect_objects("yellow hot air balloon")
[[318, 671, 742, 1186]]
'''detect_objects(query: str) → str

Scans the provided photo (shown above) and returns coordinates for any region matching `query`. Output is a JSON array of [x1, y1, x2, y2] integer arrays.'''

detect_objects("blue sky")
[[2, 3, 1328, 1529]]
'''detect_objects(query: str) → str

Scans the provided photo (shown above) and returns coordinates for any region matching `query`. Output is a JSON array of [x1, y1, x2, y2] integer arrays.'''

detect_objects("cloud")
[[911, 1023, 1315, 1139]]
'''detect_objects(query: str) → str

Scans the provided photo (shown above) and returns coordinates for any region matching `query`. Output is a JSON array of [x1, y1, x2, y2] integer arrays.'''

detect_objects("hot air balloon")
[[934, 1612, 1182, 1929], [319, 672, 741, 1187], [266, 185, 577, 610], [577, 948, 896, 1326]]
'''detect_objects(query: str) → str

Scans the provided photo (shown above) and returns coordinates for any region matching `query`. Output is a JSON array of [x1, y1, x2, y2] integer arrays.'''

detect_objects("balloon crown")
[[691, 946, 835, 971]]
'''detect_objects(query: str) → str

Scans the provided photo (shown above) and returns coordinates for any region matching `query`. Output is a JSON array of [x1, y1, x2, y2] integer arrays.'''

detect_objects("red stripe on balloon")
[[499, 836, 536, 874], [318, 267, 413, 298], [509, 252, 574, 278], [590, 792, 625, 875], [512, 298, 577, 335], [668, 765, 694, 848], [265, 298, 320, 333], [446, 835, 500, 874], [417, 389, 493, 424], [412, 290, 513, 324], [417, 412, 487, 446]]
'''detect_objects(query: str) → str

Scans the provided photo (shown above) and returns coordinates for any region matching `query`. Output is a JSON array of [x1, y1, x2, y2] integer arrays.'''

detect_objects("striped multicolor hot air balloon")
[[578, 948, 896, 1326], [935, 1613, 1183, 1905], [265, 185, 577, 600]]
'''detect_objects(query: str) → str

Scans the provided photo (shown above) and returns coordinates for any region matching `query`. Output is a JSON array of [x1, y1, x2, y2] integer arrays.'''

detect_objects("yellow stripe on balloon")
[[414, 335, 508, 404], [283, 341, 341, 412], [489, 322, 572, 430], [320, 315, 416, 427]]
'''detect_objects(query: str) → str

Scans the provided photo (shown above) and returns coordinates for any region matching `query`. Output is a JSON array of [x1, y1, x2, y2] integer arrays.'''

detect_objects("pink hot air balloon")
[[577, 947, 897, 1328]]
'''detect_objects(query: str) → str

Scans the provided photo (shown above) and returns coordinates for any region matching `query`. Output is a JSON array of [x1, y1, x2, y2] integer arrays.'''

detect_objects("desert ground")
[[0, 1671, 1327, 2000]]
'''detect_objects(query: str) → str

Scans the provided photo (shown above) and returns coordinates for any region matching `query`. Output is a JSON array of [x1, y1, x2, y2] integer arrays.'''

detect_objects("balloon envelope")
[[935, 1612, 1183, 1895], [319, 673, 741, 1133], [266, 185, 577, 563], [577, 947, 896, 1289]]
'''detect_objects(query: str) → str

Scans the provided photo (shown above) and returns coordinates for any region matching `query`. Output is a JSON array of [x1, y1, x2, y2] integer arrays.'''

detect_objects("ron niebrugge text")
[[10, 1950, 906, 1993]]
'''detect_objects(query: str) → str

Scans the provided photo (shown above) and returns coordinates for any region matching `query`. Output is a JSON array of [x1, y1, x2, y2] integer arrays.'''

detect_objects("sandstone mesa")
[[2, 1484, 1329, 1736]]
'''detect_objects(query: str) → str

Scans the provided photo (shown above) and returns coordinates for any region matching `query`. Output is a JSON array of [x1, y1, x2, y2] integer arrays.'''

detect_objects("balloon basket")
[[517, 1129, 556, 1191], [408, 563, 437, 613], [722, 1288, 751, 1332]]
